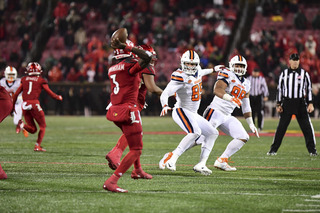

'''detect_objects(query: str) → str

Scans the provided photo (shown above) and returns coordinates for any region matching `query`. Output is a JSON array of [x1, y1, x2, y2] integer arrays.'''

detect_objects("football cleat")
[[310, 152, 318, 157], [267, 152, 277, 156], [214, 157, 236, 171], [23, 129, 29, 138], [16, 120, 24, 134], [106, 152, 121, 170], [34, 145, 46, 152], [159, 152, 173, 170], [0, 164, 7, 180], [193, 163, 212, 176], [165, 158, 176, 171], [103, 179, 128, 193], [131, 169, 153, 179]]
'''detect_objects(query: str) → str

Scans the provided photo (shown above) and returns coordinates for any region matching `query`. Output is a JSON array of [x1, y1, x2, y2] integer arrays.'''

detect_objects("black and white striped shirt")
[[277, 68, 313, 104], [247, 75, 269, 97]]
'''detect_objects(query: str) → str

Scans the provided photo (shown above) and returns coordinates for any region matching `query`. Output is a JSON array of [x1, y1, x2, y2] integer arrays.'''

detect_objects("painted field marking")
[[305, 200, 320, 202], [312, 195, 320, 199], [1, 161, 320, 170], [282, 210, 320, 212], [296, 204, 320, 207], [0, 189, 314, 197]]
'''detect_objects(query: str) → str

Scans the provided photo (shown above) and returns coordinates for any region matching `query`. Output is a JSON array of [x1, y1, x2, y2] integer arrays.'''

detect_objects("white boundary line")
[[0, 189, 313, 197]]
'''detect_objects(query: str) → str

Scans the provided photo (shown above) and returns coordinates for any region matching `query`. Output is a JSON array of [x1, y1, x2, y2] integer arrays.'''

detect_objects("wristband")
[[222, 93, 233, 101], [124, 45, 133, 52], [246, 117, 254, 126]]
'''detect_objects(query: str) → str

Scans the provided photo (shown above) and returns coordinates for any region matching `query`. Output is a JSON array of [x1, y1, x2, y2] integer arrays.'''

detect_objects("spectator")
[[294, 9, 308, 30], [64, 28, 74, 50], [312, 10, 320, 29], [74, 27, 87, 52], [66, 67, 79, 82], [19, 33, 32, 61], [87, 36, 102, 53], [304, 35, 317, 56], [48, 64, 63, 82]]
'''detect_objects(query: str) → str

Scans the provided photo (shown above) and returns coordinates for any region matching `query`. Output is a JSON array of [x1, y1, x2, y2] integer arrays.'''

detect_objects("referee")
[[267, 53, 317, 156], [247, 68, 269, 131]]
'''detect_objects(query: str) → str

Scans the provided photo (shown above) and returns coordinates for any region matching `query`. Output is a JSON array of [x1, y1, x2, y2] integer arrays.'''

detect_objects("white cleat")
[[159, 152, 173, 170], [214, 157, 236, 171], [165, 159, 176, 171], [193, 163, 212, 176]]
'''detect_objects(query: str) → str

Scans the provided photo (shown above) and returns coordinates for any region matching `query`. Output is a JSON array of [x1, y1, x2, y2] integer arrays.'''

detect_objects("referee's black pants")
[[250, 95, 264, 129], [269, 98, 317, 154]]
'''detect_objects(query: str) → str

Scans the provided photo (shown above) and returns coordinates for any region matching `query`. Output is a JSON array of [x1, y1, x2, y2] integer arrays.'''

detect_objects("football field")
[[0, 116, 319, 213]]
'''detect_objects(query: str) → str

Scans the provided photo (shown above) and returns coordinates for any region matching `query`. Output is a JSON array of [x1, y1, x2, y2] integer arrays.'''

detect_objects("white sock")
[[199, 134, 218, 164], [220, 139, 245, 158], [173, 133, 199, 156]]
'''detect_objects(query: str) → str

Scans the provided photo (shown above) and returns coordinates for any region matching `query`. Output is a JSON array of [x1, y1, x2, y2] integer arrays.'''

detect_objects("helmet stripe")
[[10, 66, 13, 72], [189, 50, 194, 60], [238, 55, 242, 61]]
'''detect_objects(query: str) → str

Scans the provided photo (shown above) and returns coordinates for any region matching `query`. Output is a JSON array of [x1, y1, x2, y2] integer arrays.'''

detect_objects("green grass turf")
[[0, 116, 319, 213]]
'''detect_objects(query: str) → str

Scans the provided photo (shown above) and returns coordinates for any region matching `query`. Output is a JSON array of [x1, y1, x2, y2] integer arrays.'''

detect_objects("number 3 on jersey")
[[110, 74, 119, 94], [231, 85, 246, 100]]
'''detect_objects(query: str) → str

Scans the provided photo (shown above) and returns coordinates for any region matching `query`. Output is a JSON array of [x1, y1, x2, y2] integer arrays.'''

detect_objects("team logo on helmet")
[[26, 62, 42, 76]]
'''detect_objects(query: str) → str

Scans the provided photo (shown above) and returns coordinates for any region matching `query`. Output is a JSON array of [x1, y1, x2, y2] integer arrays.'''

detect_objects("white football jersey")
[[208, 67, 250, 115], [0, 77, 21, 96], [160, 68, 213, 113]]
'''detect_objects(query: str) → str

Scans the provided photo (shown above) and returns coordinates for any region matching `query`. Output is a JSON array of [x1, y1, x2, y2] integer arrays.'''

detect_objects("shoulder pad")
[[171, 70, 185, 82]]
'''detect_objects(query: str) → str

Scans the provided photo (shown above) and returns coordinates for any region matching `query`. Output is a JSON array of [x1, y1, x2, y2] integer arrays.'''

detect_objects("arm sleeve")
[[42, 84, 60, 100], [276, 71, 284, 104], [304, 71, 313, 104], [241, 97, 252, 114], [128, 62, 143, 75], [160, 81, 183, 107], [199, 68, 213, 76], [262, 77, 269, 97]]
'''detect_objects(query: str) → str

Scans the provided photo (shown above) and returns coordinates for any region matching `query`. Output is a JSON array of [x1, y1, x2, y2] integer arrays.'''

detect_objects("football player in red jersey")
[[105, 44, 162, 175], [12, 62, 63, 152], [0, 85, 13, 179], [103, 37, 154, 193]]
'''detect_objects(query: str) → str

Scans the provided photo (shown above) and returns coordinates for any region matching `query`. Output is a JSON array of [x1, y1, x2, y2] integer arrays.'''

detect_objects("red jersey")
[[137, 65, 156, 110], [0, 86, 12, 101], [108, 57, 144, 106], [13, 76, 60, 104]]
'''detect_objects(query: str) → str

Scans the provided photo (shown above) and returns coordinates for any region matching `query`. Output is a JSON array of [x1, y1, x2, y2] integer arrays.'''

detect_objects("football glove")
[[214, 65, 225, 72], [160, 105, 171, 117], [249, 123, 260, 138], [231, 97, 241, 108]]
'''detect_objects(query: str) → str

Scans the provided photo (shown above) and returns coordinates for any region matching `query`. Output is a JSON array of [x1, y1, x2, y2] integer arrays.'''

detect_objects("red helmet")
[[113, 40, 135, 60], [139, 44, 157, 65], [26, 62, 42, 75]]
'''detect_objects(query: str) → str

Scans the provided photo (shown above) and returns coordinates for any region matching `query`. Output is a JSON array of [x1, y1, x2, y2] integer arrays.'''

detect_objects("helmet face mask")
[[229, 55, 247, 76], [113, 40, 135, 59], [181, 50, 200, 75], [26, 62, 42, 76], [4, 66, 17, 82]]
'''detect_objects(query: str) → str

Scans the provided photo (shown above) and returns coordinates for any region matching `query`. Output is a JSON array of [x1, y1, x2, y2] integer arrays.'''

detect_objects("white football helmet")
[[181, 50, 200, 75], [229, 55, 247, 76], [4, 66, 17, 82]]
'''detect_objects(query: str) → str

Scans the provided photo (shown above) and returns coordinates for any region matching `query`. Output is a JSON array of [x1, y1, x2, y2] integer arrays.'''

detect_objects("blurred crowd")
[[0, 0, 237, 83]]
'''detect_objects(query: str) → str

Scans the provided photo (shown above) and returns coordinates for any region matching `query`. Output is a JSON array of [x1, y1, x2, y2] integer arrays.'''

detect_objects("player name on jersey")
[[26, 76, 39, 81], [109, 64, 125, 73]]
